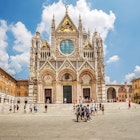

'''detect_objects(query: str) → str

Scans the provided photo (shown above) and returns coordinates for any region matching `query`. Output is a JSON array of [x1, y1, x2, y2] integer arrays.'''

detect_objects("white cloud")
[[0, 20, 9, 70], [9, 53, 30, 73], [8, 22, 32, 75], [111, 80, 117, 84], [10, 22, 32, 53], [0, 20, 8, 48], [124, 65, 140, 82], [37, 0, 116, 41], [105, 76, 111, 84], [105, 75, 117, 84], [106, 55, 119, 64], [0, 20, 32, 76], [134, 65, 140, 76]]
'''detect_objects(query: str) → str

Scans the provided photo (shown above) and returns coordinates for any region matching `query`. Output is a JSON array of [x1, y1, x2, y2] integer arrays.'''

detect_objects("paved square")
[[0, 103, 140, 140]]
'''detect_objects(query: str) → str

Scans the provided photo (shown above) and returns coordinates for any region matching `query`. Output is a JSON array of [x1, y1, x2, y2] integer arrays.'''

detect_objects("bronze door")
[[63, 86, 72, 103], [83, 88, 90, 99], [45, 89, 52, 103]]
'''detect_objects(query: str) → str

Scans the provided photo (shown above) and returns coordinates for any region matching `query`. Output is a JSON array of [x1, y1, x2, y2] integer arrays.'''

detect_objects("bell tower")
[[92, 30, 106, 102], [29, 31, 42, 103]]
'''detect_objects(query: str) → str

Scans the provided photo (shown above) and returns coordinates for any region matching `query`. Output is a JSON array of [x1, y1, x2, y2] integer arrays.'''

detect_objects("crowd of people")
[[0, 99, 133, 119], [7, 103, 48, 114], [74, 103, 104, 122], [8, 103, 38, 114]]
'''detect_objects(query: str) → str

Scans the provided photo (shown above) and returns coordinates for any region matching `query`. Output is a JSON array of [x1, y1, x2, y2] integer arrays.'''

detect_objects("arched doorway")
[[107, 87, 116, 102], [59, 69, 76, 104], [79, 70, 96, 102], [41, 72, 55, 103]]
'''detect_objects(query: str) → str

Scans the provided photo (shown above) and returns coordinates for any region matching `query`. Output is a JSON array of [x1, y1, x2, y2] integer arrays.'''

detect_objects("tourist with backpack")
[[85, 104, 90, 122], [75, 105, 80, 122], [80, 105, 85, 120]]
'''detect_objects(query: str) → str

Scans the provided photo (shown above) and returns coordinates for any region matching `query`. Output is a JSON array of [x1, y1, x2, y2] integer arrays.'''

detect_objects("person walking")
[[47, 99, 50, 104], [99, 102, 102, 110], [13, 104, 16, 113], [24, 104, 26, 114], [64, 98, 67, 103], [16, 104, 19, 112], [29, 104, 32, 113], [45, 104, 48, 113], [90, 104, 94, 115], [128, 100, 131, 109], [34, 104, 38, 112], [94, 104, 98, 115], [101, 104, 104, 115], [80, 104, 85, 120], [85, 104, 91, 122], [75, 105, 80, 122], [9, 105, 12, 113]]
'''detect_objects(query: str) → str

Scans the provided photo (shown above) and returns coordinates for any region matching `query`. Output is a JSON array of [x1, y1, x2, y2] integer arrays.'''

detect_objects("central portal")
[[63, 86, 72, 103]]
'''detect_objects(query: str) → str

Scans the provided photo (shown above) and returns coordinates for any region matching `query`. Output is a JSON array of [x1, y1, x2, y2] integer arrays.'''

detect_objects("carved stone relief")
[[44, 74, 53, 84], [82, 74, 91, 85]]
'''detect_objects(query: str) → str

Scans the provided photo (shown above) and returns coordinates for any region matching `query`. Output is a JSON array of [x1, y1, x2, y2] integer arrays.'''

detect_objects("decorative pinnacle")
[[79, 14, 81, 21], [65, 5, 69, 14], [53, 14, 54, 19]]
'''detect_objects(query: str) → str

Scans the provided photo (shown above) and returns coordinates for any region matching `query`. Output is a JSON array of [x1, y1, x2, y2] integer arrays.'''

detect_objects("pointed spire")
[[51, 14, 55, 29], [65, 5, 69, 14], [94, 28, 98, 37], [88, 29, 90, 40], [99, 33, 102, 39], [78, 14, 82, 31], [53, 14, 54, 20], [79, 15, 81, 21]]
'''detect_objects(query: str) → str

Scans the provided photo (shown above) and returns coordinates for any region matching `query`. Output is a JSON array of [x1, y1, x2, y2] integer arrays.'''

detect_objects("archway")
[[79, 69, 96, 101], [107, 87, 117, 102], [58, 68, 76, 104], [40, 69, 56, 103]]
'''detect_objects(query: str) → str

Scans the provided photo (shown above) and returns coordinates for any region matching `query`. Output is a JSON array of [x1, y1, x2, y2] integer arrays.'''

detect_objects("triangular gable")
[[39, 60, 56, 72], [56, 13, 78, 33], [78, 60, 95, 72], [58, 58, 76, 72]]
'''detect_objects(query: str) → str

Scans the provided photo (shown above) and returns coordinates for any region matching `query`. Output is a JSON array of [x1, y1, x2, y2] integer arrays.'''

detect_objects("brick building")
[[0, 67, 28, 104]]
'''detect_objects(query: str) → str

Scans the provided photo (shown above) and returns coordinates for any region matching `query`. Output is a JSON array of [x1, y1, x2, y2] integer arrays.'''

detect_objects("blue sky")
[[0, 0, 140, 84]]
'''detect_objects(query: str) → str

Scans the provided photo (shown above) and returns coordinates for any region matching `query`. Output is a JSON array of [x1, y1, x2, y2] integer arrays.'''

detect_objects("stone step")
[[0, 102, 140, 115]]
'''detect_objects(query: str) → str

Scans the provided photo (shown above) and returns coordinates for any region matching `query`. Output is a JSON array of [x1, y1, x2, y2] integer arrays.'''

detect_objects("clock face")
[[60, 40, 74, 54]]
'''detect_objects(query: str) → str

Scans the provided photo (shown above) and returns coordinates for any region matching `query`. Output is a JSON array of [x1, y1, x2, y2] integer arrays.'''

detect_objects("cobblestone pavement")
[[0, 103, 140, 140]]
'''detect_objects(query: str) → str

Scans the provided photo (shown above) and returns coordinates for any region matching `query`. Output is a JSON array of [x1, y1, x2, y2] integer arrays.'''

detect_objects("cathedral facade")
[[29, 9, 106, 104]]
